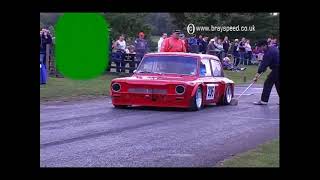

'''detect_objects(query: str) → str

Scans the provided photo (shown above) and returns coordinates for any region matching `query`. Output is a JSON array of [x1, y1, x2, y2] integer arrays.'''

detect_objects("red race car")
[[110, 52, 234, 111]]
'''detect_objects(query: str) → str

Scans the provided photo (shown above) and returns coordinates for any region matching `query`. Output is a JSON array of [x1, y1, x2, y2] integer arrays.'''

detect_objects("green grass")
[[40, 73, 120, 102], [217, 138, 279, 167], [224, 65, 270, 84]]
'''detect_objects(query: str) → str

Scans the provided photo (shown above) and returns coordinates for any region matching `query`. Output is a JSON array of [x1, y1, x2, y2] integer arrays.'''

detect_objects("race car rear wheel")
[[190, 87, 203, 111], [220, 84, 232, 105]]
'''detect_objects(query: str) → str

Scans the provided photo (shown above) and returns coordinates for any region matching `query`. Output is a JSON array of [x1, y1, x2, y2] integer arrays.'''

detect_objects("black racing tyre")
[[189, 86, 203, 111], [219, 84, 233, 105]]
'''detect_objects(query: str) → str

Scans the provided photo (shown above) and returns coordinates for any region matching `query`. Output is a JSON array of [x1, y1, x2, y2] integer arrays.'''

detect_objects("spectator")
[[206, 39, 216, 55], [232, 39, 240, 66], [267, 37, 272, 46], [188, 34, 199, 53], [201, 36, 209, 54], [134, 32, 149, 62], [271, 38, 278, 48], [223, 36, 230, 58], [214, 38, 224, 50], [40, 28, 53, 68], [179, 33, 189, 52], [213, 36, 218, 42], [197, 35, 204, 53], [238, 37, 246, 65], [245, 39, 252, 65], [112, 35, 127, 73], [125, 45, 136, 73], [126, 45, 135, 54], [222, 56, 247, 71], [160, 30, 186, 52], [157, 33, 167, 52], [114, 34, 126, 51], [214, 38, 224, 60]]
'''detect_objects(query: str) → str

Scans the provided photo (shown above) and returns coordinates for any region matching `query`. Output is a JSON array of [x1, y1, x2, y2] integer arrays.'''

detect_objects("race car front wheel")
[[190, 87, 203, 111]]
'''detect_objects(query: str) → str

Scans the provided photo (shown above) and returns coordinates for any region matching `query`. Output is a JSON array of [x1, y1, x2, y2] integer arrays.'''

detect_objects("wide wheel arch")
[[217, 83, 234, 105], [191, 83, 205, 98]]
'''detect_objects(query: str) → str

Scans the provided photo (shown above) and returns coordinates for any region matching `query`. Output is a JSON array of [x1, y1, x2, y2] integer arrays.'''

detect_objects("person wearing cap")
[[158, 33, 167, 52], [160, 30, 186, 52], [134, 32, 149, 62], [253, 40, 280, 105]]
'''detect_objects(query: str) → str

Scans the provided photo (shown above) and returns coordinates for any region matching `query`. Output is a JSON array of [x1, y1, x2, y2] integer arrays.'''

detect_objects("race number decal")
[[206, 84, 216, 100]]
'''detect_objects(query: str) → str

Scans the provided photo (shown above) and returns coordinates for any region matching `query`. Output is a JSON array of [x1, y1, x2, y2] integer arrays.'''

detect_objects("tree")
[[104, 13, 152, 43], [40, 13, 61, 28], [144, 13, 177, 36]]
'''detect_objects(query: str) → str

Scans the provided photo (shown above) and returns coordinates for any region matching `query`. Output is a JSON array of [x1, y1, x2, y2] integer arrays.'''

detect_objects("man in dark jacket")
[[134, 32, 149, 63], [188, 34, 199, 53], [253, 40, 280, 105], [201, 36, 209, 54], [223, 36, 230, 56], [197, 35, 204, 53]]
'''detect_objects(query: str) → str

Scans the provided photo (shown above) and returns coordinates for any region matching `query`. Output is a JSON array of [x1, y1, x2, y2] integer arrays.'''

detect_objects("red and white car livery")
[[110, 52, 234, 111]]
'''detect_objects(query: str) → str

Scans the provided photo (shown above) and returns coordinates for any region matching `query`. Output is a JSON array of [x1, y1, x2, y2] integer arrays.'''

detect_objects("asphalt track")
[[40, 84, 279, 167]]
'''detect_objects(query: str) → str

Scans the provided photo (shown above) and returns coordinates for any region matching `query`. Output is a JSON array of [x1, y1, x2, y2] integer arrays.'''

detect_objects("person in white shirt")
[[158, 33, 167, 52], [245, 39, 252, 64], [114, 34, 126, 51]]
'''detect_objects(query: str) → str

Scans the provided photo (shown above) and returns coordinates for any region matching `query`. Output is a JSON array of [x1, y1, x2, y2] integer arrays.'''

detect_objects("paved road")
[[40, 84, 279, 167]]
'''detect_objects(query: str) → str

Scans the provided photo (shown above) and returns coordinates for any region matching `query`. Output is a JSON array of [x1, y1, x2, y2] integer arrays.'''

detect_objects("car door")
[[199, 58, 219, 104], [209, 58, 225, 102]]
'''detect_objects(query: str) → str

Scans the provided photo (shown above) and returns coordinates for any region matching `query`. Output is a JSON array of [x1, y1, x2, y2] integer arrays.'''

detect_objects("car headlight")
[[112, 83, 121, 92], [175, 85, 185, 95]]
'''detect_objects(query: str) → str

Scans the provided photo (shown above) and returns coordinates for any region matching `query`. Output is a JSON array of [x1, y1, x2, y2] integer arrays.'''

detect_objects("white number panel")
[[206, 84, 218, 100]]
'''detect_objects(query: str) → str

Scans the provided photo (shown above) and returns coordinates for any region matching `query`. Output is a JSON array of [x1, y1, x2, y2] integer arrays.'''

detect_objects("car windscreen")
[[136, 56, 198, 75]]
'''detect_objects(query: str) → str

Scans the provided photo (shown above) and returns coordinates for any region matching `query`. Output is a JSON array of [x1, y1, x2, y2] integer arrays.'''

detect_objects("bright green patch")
[[218, 138, 279, 167], [55, 13, 109, 80]]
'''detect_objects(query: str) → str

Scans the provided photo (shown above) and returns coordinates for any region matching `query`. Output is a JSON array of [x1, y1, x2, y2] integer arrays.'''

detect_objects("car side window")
[[210, 59, 222, 77], [200, 59, 212, 77]]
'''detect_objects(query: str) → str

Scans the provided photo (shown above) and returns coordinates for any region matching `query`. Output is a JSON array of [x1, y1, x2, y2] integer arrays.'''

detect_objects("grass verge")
[[217, 138, 279, 167]]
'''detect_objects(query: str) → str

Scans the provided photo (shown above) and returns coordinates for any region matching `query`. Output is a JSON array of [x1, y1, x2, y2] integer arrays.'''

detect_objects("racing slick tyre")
[[218, 84, 233, 105], [114, 105, 128, 109], [189, 86, 203, 111]]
